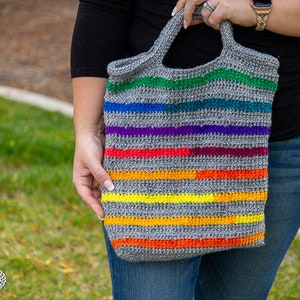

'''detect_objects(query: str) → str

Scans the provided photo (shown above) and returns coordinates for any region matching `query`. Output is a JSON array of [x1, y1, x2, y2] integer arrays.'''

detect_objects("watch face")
[[253, 0, 272, 7]]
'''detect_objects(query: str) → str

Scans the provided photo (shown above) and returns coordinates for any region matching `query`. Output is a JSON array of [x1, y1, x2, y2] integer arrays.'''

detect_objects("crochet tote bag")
[[102, 10, 279, 261]]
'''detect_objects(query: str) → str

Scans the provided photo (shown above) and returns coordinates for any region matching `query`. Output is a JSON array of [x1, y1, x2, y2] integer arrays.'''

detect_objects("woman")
[[71, 0, 300, 299]]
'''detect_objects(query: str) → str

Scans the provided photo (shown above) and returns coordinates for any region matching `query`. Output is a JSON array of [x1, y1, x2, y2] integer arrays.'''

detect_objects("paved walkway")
[[0, 85, 73, 117]]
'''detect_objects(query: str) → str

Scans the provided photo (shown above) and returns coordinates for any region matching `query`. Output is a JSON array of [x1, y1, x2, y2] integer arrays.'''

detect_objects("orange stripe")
[[196, 168, 267, 180], [111, 232, 265, 249], [108, 170, 196, 180], [108, 169, 267, 181]]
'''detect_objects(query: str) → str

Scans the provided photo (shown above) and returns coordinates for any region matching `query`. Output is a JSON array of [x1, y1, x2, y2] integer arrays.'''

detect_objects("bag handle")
[[151, 9, 235, 63], [107, 9, 236, 75]]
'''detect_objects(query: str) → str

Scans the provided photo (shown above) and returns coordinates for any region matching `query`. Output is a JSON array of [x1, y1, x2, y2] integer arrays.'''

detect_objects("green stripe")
[[107, 68, 278, 92]]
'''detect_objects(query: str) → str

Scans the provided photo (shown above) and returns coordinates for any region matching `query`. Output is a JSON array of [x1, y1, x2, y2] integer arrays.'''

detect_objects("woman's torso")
[[73, 0, 300, 141]]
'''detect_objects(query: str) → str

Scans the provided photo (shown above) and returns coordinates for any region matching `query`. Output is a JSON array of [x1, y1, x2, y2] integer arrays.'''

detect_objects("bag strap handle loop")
[[152, 9, 235, 63], [107, 9, 235, 75]]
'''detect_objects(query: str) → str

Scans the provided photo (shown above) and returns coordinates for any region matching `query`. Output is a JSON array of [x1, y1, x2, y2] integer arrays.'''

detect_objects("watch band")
[[251, 3, 272, 31]]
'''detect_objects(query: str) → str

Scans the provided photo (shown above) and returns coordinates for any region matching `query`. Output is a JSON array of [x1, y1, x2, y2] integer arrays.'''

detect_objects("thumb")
[[90, 162, 115, 192]]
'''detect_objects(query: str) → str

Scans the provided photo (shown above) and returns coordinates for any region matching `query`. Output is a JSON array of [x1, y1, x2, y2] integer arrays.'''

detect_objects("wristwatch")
[[251, 0, 272, 31]]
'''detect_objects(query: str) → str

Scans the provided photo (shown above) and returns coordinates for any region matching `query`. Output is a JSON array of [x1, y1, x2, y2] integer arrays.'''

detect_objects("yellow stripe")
[[104, 214, 264, 227], [102, 191, 267, 204]]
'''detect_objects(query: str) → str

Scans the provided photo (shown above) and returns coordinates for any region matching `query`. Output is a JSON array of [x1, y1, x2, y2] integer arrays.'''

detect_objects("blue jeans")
[[104, 135, 300, 300]]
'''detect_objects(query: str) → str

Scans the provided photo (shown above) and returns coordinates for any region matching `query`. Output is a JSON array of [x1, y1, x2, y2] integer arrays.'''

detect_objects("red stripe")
[[111, 232, 264, 249], [105, 147, 189, 158]]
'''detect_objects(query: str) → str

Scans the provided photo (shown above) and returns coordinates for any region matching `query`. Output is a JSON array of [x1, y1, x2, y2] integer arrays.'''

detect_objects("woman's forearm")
[[267, 0, 300, 37], [72, 77, 108, 137], [72, 76, 113, 218]]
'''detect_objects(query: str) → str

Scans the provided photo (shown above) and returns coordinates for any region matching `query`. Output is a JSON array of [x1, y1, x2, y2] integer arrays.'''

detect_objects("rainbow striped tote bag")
[[102, 10, 279, 261]]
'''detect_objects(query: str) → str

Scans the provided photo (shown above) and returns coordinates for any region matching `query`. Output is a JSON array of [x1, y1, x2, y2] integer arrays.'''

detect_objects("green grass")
[[268, 236, 300, 300], [0, 96, 299, 299], [0, 97, 111, 299]]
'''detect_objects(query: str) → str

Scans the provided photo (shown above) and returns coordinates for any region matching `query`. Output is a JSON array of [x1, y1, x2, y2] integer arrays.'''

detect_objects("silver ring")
[[203, 0, 215, 13]]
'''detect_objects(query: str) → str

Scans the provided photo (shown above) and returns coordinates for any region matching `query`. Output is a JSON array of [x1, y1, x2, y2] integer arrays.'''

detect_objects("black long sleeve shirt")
[[71, 0, 300, 141]]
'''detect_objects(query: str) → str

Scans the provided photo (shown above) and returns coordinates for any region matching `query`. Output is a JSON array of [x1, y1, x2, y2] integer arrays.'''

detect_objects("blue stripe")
[[104, 98, 272, 113]]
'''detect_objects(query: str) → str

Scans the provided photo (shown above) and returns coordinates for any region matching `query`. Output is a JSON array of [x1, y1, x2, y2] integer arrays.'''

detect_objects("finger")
[[80, 146, 114, 191], [75, 182, 105, 218], [201, 0, 221, 30], [201, 1, 215, 17], [184, 0, 205, 28], [201, 7, 212, 25], [87, 196, 105, 219], [171, 0, 187, 16], [90, 163, 114, 192], [207, 4, 224, 30]]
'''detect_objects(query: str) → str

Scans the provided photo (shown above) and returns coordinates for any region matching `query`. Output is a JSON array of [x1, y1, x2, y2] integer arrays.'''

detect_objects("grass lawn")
[[0, 96, 299, 299]]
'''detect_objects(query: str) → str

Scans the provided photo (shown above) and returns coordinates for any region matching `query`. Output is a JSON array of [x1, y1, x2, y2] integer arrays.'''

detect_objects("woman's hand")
[[73, 131, 114, 219], [172, 0, 256, 30], [72, 77, 113, 219]]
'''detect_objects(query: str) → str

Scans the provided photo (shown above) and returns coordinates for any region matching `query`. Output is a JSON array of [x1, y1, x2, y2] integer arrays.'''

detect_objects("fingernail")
[[183, 19, 188, 29], [171, 6, 177, 16], [103, 180, 115, 192], [97, 215, 104, 221]]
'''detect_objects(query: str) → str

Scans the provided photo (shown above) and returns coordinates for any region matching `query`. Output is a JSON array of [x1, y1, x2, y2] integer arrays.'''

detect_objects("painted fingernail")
[[171, 6, 177, 16], [103, 180, 115, 192], [183, 19, 188, 29], [97, 215, 104, 221]]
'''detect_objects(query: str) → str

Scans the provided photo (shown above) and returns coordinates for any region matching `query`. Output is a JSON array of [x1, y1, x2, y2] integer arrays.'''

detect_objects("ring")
[[203, 0, 215, 13]]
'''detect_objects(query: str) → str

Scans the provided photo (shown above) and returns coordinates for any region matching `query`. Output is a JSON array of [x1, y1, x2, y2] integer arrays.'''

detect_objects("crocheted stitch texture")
[[102, 11, 279, 261]]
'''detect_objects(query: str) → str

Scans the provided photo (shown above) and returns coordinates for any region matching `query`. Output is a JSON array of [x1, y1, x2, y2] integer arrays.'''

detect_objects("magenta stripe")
[[189, 147, 268, 157]]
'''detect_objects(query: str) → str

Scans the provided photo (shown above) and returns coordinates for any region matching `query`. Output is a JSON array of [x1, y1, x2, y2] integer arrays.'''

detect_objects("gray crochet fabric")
[[102, 10, 279, 261]]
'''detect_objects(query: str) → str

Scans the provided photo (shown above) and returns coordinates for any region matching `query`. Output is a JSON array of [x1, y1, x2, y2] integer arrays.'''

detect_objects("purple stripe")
[[105, 125, 270, 136]]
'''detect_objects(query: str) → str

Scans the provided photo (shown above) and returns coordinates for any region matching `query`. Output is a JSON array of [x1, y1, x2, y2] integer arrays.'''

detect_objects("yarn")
[[102, 10, 279, 261]]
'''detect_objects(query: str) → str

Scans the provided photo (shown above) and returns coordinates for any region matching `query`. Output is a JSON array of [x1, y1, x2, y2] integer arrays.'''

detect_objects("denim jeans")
[[104, 135, 300, 300]]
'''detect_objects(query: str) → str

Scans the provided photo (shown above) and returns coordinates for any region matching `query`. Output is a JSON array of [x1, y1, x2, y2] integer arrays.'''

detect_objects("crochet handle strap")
[[107, 10, 235, 75], [152, 9, 235, 63]]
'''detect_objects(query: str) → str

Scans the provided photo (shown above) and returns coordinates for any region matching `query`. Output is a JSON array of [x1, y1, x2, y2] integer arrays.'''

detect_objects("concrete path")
[[0, 85, 73, 117]]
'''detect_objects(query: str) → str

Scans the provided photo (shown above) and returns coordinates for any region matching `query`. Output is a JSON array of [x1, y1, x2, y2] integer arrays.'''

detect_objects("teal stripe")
[[107, 68, 278, 92], [163, 98, 271, 113]]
